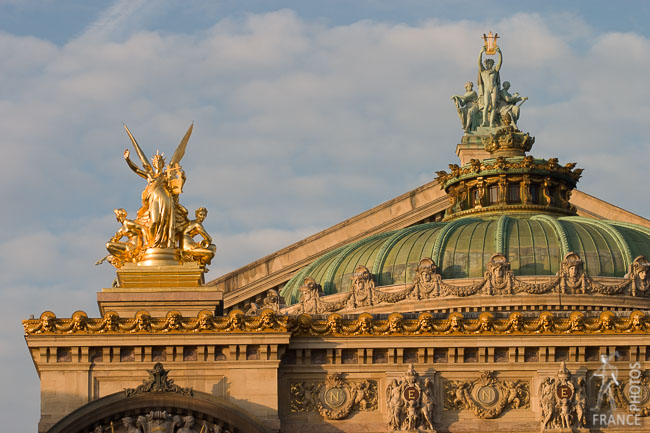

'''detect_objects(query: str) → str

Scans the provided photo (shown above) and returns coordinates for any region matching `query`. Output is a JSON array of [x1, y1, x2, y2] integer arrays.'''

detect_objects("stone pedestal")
[[96, 261, 222, 316], [456, 133, 491, 165], [116, 260, 205, 288]]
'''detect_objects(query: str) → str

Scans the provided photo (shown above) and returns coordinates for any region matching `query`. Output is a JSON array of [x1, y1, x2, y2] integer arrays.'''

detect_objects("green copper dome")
[[280, 214, 650, 304]]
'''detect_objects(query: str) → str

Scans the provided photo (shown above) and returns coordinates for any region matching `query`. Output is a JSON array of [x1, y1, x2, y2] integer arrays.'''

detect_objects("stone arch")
[[47, 390, 273, 433]]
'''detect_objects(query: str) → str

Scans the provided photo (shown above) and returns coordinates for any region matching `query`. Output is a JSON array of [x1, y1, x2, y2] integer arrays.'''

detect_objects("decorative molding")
[[444, 371, 529, 419], [125, 363, 193, 397], [289, 373, 377, 420], [285, 252, 650, 315]]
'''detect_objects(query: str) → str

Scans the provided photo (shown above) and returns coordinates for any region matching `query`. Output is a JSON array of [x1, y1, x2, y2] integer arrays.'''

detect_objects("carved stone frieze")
[[386, 364, 437, 431], [290, 373, 377, 420], [297, 277, 349, 314], [539, 362, 587, 431], [444, 371, 529, 419], [283, 253, 649, 316], [93, 411, 231, 433]]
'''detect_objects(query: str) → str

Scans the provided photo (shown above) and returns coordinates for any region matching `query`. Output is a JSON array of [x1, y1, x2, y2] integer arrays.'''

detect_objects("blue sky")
[[3, 1, 650, 44], [1, 1, 650, 430]]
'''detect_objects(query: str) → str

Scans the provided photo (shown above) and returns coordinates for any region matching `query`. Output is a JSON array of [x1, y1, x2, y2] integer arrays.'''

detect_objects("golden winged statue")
[[98, 124, 216, 268]]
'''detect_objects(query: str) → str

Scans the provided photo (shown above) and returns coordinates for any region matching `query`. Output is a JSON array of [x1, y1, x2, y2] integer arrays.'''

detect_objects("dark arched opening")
[[47, 390, 273, 433]]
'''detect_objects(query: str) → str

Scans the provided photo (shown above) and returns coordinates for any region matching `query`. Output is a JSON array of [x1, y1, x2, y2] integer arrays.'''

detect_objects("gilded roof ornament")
[[22, 309, 650, 337], [97, 124, 216, 268]]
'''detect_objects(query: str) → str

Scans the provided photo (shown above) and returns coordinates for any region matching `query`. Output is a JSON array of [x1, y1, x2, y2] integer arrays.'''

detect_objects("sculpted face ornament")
[[195, 310, 214, 332], [567, 312, 585, 333], [265, 289, 279, 305], [327, 314, 343, 334], [299, 277, 319, 313], [416, 313, 434, 334], [485, 253, 513, 293], [446, 312, 464, 334], [475, 312, 495, 333], [628, 311, 646, 332], [163, 311, 183, 332], [297, 314, 313, 335], [536, 312, 554, 333], [355, 314, 374, 335], [504, 312, 524, 333], [69, 310, 88, 333], [597, 311, 616, 332], [132, 311, 152, 332], [37, 311, 57, 334], [630, 256, 650, 296], [387, 314, 404, 334], [229, 311, 245, 331], [413, 258, 440, 299], [349, 265, 375, 308], [260, 310, 276, 329], [560, 252, 586, 293], [101, 311, 120, 333]]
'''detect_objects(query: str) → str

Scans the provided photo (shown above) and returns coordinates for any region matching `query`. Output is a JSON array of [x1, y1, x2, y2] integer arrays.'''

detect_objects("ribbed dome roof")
[[280, 214, 650, 304]]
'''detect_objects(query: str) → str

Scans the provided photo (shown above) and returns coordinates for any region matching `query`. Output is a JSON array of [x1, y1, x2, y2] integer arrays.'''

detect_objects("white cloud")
[[2, 7, 650, 430]]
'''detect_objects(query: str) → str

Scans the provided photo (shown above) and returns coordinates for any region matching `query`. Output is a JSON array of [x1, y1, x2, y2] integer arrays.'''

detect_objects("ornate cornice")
[[436, 156, 582, 189], [21, 309, 650, 338]]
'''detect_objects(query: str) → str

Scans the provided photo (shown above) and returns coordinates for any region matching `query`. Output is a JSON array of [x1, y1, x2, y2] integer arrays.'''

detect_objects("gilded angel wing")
[[123, 124, 153, 173], [170, 122, 193, 166]]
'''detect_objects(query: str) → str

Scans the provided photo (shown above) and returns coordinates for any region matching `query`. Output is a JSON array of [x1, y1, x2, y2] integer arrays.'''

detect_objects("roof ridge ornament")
[[481, 114, 535, 157]]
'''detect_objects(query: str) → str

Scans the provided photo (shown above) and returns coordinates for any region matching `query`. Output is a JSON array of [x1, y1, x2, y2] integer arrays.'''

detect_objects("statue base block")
[[116, 261, 205, 288], [96, 288, 222, 317], [456, 136, 491, 165], [138, 247, 182, 266], [97, 261, 222, 317]]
